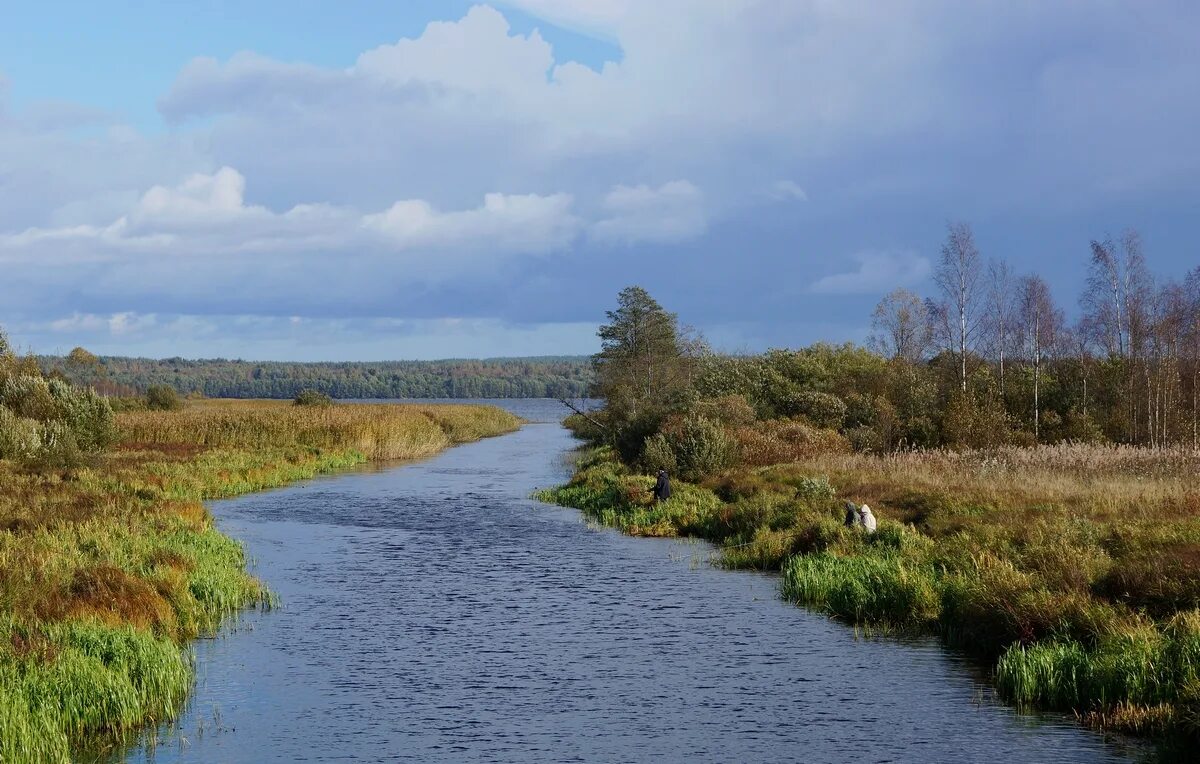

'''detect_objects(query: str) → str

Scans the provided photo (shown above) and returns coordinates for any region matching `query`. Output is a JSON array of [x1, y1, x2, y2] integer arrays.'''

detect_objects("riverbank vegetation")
[[0, 337, 521, 763], [543, 236, 1200, 743]]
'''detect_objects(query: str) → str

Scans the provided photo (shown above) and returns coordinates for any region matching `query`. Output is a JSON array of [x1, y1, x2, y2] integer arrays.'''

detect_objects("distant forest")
[[37, 355, 595, 399]]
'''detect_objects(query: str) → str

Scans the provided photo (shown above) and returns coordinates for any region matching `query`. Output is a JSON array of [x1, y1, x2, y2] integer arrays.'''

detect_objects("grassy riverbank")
[[540, 443, 1200, 741], [0, 400, 521, 763]]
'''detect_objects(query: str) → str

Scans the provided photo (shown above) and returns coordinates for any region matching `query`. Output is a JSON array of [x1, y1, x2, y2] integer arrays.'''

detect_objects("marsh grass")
[[540, 443, 1200, 741], [0, 399, 521, 762]]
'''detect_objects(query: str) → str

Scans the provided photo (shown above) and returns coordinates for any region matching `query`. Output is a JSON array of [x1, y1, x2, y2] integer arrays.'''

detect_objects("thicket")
[[145, 384, 183, 411], [0, 337, 115, 467]]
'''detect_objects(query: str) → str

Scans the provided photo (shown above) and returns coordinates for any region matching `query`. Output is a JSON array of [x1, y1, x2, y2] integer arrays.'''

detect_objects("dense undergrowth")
[[0, 400, 521, 763], [540, 443, 1200, 742]]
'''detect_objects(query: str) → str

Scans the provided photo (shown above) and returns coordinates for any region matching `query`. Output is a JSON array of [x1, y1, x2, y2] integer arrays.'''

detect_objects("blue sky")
[[1, 1, 1197, 360]]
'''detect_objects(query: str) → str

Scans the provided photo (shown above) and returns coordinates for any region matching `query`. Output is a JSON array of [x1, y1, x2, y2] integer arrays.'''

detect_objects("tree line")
[[582, 228, 1197, 473], [871, 224, 1200, 448], [36, 354, 594, 400]]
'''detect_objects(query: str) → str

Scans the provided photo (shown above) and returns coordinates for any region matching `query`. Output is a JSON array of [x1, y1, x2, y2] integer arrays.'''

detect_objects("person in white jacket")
[[857, 504, 877, 533]]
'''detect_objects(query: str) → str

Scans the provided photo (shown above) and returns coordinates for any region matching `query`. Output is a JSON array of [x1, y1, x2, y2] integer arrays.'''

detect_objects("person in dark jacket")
[[651, 470, 672, 502], [844, 500, 860, 528]]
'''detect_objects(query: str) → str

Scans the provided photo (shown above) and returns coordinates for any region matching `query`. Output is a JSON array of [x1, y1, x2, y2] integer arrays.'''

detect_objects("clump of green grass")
[[781, 551, 942, 627]]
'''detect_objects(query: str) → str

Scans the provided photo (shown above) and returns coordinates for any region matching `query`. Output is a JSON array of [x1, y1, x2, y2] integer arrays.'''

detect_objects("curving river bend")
[[120, 400, 1150, 763]]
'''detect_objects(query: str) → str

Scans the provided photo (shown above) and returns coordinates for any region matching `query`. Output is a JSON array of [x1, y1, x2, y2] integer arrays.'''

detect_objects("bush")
[[293, 389, 334, 407], [691, 394, 757, 427], [48, 379, 116, 451], [144, 385, 183, 411], [942, 394, 1013, 449], [0, 375, 114, 464], [779, 390, 847, 429], [640, 433, 677, 474], [614, 410, 667, 464], [660, 415, 737, 482], [734, 419, 849, 466]]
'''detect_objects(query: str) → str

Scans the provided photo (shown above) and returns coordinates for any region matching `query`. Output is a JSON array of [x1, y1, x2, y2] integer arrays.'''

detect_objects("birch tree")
[[1018, 275, 1062, 441], [933, 223, 983, 393]]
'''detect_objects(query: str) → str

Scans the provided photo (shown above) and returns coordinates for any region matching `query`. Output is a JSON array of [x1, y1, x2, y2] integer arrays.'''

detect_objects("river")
[[118, 399, 1150, 763]]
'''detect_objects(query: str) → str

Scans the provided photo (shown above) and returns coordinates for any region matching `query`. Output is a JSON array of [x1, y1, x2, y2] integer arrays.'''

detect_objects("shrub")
[[293, 389, 334, 407], [640, 433, 677, 474], [790, 475, 836, 502], [1053, 408, 1105, 445], [0, 375, 114, 464], [691, 394, 757, 427], [845, 424, 883, 453], [145, 385, 183, 411], [942, 394, 1013, 449], [0, 406, 40, 461], [660, 415, 737, 481], [0, 375, 59, 420], [48, 379, 116, 451], [779, 390, 847, 429], [613, 410, 667, 464], [735, 419, 849, 466]]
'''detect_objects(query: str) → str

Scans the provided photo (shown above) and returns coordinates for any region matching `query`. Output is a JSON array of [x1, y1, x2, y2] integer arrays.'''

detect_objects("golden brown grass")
[[780, 443, 1199, 524]]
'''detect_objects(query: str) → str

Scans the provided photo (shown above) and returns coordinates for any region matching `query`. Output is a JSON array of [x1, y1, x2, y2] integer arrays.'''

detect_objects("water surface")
[[121, 399, 1148, 763]]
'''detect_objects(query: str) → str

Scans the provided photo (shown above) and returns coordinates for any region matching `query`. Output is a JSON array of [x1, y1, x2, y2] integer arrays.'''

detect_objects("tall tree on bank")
[[1018, 275, 1062, 441], [593, 286, 699, 425], [869, 288, 931, 363], [933, 223, 984, 393]]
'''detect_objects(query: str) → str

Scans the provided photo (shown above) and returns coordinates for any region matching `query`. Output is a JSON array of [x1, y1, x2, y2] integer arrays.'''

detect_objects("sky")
[[1, 1, 1198, 361]]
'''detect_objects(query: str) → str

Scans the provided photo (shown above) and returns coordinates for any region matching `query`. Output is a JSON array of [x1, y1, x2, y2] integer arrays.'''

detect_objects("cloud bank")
[[2, 2, 1199, 358]]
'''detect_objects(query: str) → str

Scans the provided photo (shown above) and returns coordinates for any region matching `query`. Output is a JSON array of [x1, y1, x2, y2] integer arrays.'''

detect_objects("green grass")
[[0, 399, 522, 761]]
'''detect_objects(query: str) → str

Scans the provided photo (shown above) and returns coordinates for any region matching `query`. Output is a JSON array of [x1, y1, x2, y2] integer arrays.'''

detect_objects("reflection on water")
[[120, 399, 1149, 763]]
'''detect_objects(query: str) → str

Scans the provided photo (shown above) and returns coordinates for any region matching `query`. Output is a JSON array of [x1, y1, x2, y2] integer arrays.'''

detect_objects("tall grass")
[[0, 399, 521, 761], [118, 400, 521, 460]]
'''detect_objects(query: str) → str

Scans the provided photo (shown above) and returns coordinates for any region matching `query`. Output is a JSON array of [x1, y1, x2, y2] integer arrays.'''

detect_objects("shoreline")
[[538, 445, 1200, 750], [0, 400, 522, 764]]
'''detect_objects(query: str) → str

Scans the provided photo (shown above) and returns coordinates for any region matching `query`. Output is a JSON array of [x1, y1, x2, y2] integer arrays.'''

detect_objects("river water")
[[120, 399, 1149, 763]]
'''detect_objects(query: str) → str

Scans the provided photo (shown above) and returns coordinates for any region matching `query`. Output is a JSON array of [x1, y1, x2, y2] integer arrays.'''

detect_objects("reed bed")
[[118, 400, 521, 460], [0, 399, 521, 762]]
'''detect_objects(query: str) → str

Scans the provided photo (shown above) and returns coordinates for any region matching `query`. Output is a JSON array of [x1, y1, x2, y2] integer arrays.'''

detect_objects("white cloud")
[[810, 251, 931, 295], [590, 180, 705, 245], [355, 6, 554, 102], [365, 191, 578, 253], [0, 167, 580, 264]]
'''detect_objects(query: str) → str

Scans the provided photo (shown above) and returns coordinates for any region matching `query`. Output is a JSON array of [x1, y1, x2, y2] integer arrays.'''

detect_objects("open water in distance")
[[118, 399, 1151, 763]]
